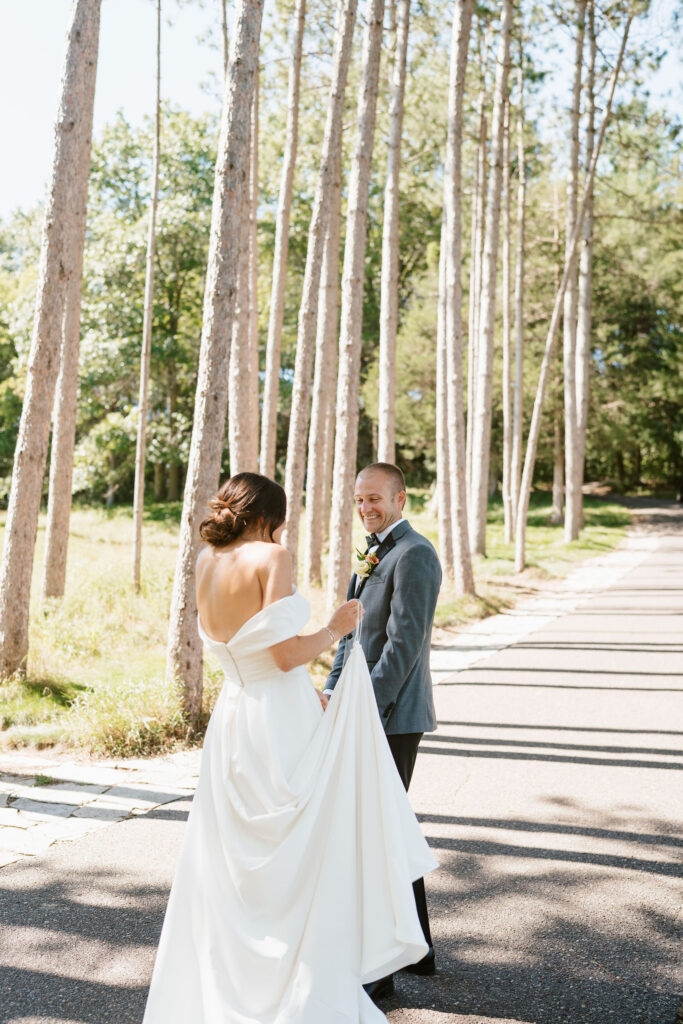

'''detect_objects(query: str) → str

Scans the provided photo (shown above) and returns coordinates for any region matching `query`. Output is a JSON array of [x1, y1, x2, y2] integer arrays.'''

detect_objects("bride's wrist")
[[323, 625, 339, 645]]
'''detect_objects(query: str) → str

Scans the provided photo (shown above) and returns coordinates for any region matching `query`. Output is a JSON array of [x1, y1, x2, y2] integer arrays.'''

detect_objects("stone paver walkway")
[[0, 751, 200, 869]]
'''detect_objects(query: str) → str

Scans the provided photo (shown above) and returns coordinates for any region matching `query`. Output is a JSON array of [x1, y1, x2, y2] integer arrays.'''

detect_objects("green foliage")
[[65, 675, 189, 757], [0, 3, 680, 503]]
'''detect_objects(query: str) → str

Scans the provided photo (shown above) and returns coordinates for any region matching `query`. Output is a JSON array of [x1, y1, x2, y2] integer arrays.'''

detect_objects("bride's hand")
[[328, 599, 364, 640]]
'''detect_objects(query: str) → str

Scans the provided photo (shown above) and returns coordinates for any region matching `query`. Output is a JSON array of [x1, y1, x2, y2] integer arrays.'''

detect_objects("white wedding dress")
[[143, 590, 437, 1024]]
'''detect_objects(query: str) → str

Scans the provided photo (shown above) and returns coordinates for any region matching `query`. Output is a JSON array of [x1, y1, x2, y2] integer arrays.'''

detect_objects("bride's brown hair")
[[199, 473, 287, 547]]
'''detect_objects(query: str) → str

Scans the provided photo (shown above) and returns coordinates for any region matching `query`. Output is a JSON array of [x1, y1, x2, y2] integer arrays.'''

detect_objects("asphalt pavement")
[[1, 501, 681, 1024]]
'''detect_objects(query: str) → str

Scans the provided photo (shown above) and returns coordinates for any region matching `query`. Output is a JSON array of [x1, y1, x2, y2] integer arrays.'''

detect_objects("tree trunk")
[[551, 414, 564, 524], [0, 0, 101, 678], [221, 0, 229, 77], [576, 0, 595, 530], [377, 0, 409, 464], [166, 0, 264, 717], [248, 66, 260, 453], [466, 31, 489, 500], [282, 0, 358, 574], [228, 76, 260, 475], [436, 209, 454, 580], [132, 0, 162, 592], [327, 0, 386, 608], [259, 0, 306, 477], [443, 0, 474, 596], [469, 0, 512, 556], [41, 207, 88, 599], [510, 52, 525, 533], [303, 140, 343, 588], [167, 360, 180, 500], [513, 15, 632, 572], [501, 93, 513, 544], [563, 0, 586, 543], [154, 462, 165, 501]]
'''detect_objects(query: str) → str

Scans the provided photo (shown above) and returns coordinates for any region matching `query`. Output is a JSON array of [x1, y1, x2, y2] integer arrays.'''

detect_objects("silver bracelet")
[[323, 626, 338, 645]]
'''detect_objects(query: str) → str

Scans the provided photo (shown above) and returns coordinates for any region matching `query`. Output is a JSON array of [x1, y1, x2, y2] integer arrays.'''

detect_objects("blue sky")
[[0, 0, 680, 220]]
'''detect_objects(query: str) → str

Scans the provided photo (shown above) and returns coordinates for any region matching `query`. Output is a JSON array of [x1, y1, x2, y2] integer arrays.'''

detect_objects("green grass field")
[[0, 493, 630, 756]]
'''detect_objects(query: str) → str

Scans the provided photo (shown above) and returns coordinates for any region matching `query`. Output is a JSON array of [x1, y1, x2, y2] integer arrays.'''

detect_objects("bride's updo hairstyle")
[[199, 473, 287, 547]]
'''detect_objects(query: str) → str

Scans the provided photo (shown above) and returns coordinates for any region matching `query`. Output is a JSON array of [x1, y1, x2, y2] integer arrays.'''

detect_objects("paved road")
[[1, 505, 681, 1024]]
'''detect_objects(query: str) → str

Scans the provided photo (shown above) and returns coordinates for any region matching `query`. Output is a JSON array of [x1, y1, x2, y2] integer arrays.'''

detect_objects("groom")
[[323, 462, 441, 1002]]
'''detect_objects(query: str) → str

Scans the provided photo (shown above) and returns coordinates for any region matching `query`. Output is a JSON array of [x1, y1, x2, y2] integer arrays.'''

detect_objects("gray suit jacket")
[[326, 519, 441, 735]]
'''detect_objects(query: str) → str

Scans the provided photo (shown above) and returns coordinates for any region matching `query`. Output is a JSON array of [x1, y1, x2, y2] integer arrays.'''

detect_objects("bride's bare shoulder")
[[251, 541, 291, 569]]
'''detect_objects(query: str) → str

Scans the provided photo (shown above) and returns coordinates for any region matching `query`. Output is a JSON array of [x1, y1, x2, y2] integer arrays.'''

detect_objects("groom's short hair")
[[362, 462, 406, 495]]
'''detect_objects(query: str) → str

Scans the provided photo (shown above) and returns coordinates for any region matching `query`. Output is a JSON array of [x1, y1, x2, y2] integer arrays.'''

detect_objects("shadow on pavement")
[[419, 741, 683, 771], [0, 969, 149, 1024], [387, 842, 681, 1023], [420, 733, 683, 757], [417, 813, 683, 850], [437, 720, 683, 736]]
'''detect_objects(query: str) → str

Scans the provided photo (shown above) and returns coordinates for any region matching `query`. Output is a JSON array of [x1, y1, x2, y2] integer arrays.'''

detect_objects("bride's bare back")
[[195, 534, 292, 644]]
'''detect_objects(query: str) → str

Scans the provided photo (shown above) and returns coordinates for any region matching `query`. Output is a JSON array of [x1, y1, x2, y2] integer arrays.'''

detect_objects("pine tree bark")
[[563, 0, 586, 543], [436, 209, 454, 580], [132, 0, 162, 592], [154, 462, 165, 501], [166, 0, 264, 716], [327, 0, 386, 607], [248, 67, 260, 453], [466, 32, 489, 500], [167, 359, 180, 500], [576, 0, 595, 530], [221, 0, 229, 77], [551, 413, 564, 524], [259, 0, 306, 477], [282, 0, 358, 574], [377, 0, 410, 463], [469, 0, 512, 556], [443, 0, 474, 596], [41, 57, 97, 605], [0, 0, 101, 677], [501, 93, 513, 544], [513, 15, 632, 572], [510, 53, 525, 531], [303, 141, 343, 588], [228, 76, 260, 475]]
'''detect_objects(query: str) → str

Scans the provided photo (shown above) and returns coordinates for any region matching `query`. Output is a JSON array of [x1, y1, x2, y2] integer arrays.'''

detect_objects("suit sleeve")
[[370, 544, 441, 720], [325, 634, 348, 691], [325, 575, 356, 691]]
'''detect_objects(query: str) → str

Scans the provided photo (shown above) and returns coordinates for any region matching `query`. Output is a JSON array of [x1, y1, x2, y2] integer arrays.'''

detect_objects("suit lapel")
[[356, 530, 398, 599]]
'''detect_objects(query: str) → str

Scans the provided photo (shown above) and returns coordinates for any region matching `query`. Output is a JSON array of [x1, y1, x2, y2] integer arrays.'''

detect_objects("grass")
[[0, 492, 631, 756], [406, 490, 630, 629]]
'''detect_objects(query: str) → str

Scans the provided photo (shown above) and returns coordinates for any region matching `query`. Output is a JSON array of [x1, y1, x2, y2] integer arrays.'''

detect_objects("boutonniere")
[[355, 548, 380, 580]]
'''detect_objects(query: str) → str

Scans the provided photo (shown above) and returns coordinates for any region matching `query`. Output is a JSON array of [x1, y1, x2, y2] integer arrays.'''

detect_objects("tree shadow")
[[437, 720, 683, 736], [0, 805, 190, 1023], [385, 821, 681, 1023], [0, 968, 149, 1024], [420, 732, 683, 758], [419, 740, 683, 771]]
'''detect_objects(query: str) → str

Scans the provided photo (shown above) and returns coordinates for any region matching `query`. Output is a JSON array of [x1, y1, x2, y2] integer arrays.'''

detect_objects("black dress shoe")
[[401, 946, 436, 975], [363, 974, 395, 1002]]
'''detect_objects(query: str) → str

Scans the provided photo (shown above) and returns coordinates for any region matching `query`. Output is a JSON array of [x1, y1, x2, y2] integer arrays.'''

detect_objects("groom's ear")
[[397, 489, 407, 510]]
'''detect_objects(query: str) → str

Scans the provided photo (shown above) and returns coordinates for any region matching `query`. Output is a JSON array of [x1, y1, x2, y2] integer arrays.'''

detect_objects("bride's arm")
[[266, 548, 361, 672]]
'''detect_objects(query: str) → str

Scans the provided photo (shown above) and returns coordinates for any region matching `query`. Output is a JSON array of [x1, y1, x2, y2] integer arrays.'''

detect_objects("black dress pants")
[[386, 732, 433, 950]]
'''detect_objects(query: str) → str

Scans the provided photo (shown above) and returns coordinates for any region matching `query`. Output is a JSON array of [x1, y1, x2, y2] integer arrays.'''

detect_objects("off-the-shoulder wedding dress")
[[142, 590, 437, 1024]]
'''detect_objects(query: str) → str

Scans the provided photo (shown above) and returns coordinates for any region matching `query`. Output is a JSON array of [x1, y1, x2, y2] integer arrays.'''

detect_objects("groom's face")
[[354, 469, 406, 536]]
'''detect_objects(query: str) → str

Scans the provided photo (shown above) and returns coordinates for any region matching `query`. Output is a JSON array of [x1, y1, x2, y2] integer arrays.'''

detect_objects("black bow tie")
[[365, 533, 379, 549]]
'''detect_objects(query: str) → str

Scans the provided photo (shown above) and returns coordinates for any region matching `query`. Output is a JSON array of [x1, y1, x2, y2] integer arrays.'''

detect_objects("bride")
[[143, 472, 437, 1024]]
